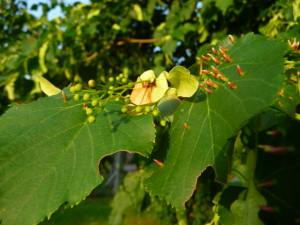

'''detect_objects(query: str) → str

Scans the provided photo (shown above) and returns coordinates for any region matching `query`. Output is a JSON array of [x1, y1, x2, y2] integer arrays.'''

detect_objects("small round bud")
[[121, 78, 127, 83], [88, 79, 96, 88], [73, 94, 80, 101], [115, 97, 120, 101], [121, 106, 128, 113], [152, 109, 160, 117], [74, 75, 81, 82], [100, 75, 105, 82], [74, 83, 82, 92], [124, 97, 130, 103], [108, 86, 114, 90], [86, 108, 93, 115], [144, 106, 151, 113], [87, 115, 96, 124], [135, 106, 142, 113], [70, 86, 77, 93], [83, 93, 90, 101], [128, 82, 134, 88], [108, 77, 114, 82], [91, 99, 98, 107], [160, 119, 167, 127]]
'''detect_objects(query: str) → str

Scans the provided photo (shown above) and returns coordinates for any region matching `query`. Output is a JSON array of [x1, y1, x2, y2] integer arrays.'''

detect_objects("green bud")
[[144, 106, 151, 113], [121, 106, 128, 113], [87, 115, 96, 124], [129, 82, 134, 88], [121, 78, 127, 83], [135, 105, 142, 113], [73, 94, 80, 101], [70, 86, 77, 93], [74, 83, 82, 92], [124, 97, 130, 103], [160, 119, 167, 127], [91, 99, 98, 107], [115, 97, 120, 101], [108, 86, 114, 90], [74, 75, 81, 82], [88, 79, 96, 88], [86, 108, 93, 115], [152, 108, 160, 117], [108, 77, 114, 82], [83, 93, 90, 101], [100, 75, 106, 82]]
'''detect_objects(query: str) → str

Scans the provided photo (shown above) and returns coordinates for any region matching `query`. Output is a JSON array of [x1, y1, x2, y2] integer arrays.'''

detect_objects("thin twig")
[[116, 38, 162, 45]]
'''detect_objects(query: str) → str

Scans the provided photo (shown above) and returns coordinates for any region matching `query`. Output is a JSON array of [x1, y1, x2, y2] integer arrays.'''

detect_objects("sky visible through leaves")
[[27, 0, 90, 19]]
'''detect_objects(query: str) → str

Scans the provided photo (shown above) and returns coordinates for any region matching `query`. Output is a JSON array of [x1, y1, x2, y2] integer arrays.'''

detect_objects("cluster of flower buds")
[[70, 80, 102, 124], [69, 73, 169, 127], [121, 104, 157, 116], [121, 104, 168, 127], [106, 73, 130, 94]]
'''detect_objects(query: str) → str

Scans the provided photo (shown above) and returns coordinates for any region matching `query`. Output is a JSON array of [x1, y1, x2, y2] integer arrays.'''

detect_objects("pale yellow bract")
[[130, 70, 169, 105], [130, 66, 199, 105], [34, 75, 61, 96]]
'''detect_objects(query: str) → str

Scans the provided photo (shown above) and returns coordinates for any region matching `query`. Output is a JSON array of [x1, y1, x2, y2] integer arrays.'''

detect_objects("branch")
[[116, 38, 162, 46]]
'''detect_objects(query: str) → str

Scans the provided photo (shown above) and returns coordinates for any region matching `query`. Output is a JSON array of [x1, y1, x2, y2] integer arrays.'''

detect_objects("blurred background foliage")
[[1, 0, 300, 225], [1, 0, 299, 113]]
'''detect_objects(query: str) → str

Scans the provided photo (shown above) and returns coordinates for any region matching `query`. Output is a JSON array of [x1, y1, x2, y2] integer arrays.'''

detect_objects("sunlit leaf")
[[146, 34, 286, 208], [166, 66, 199, 98], [33, 75, 61, 96], [0, 95, 155, 225], [39, 41, 49, 74]]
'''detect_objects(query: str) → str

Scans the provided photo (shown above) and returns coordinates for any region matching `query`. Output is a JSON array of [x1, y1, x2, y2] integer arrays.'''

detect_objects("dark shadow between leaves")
[[102, 108, 131, 132]]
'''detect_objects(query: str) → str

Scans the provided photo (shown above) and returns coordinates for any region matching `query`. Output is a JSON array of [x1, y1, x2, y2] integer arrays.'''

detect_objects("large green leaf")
[[229, 183, 266, 225], [215, 0, 234, 14], [0, 94, 155, 225], [228, 150, 266, 225], [146, 34, 286, 208]]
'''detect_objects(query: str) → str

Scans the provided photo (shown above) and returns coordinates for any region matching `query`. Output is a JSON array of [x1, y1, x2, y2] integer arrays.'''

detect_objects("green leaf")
[[213, 150, 266, 225], [166, 66, 199, 98], [0, 94, 155, 225], [33, 75, 61, 96], [146, 34, 286, 208], [276, 79, 300, 115], [228, 151, 266, 225], [108, 170, 151, 225], [229, 183, 266, 225], [39, 41, 49, 74], [132, 4, 143, 21], [215, 0, 233, 14]]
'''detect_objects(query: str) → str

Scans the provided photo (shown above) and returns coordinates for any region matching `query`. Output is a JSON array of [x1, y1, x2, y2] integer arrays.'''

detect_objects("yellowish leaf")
[[166, 66, 199, 97], [34, 75, 61, 96]]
